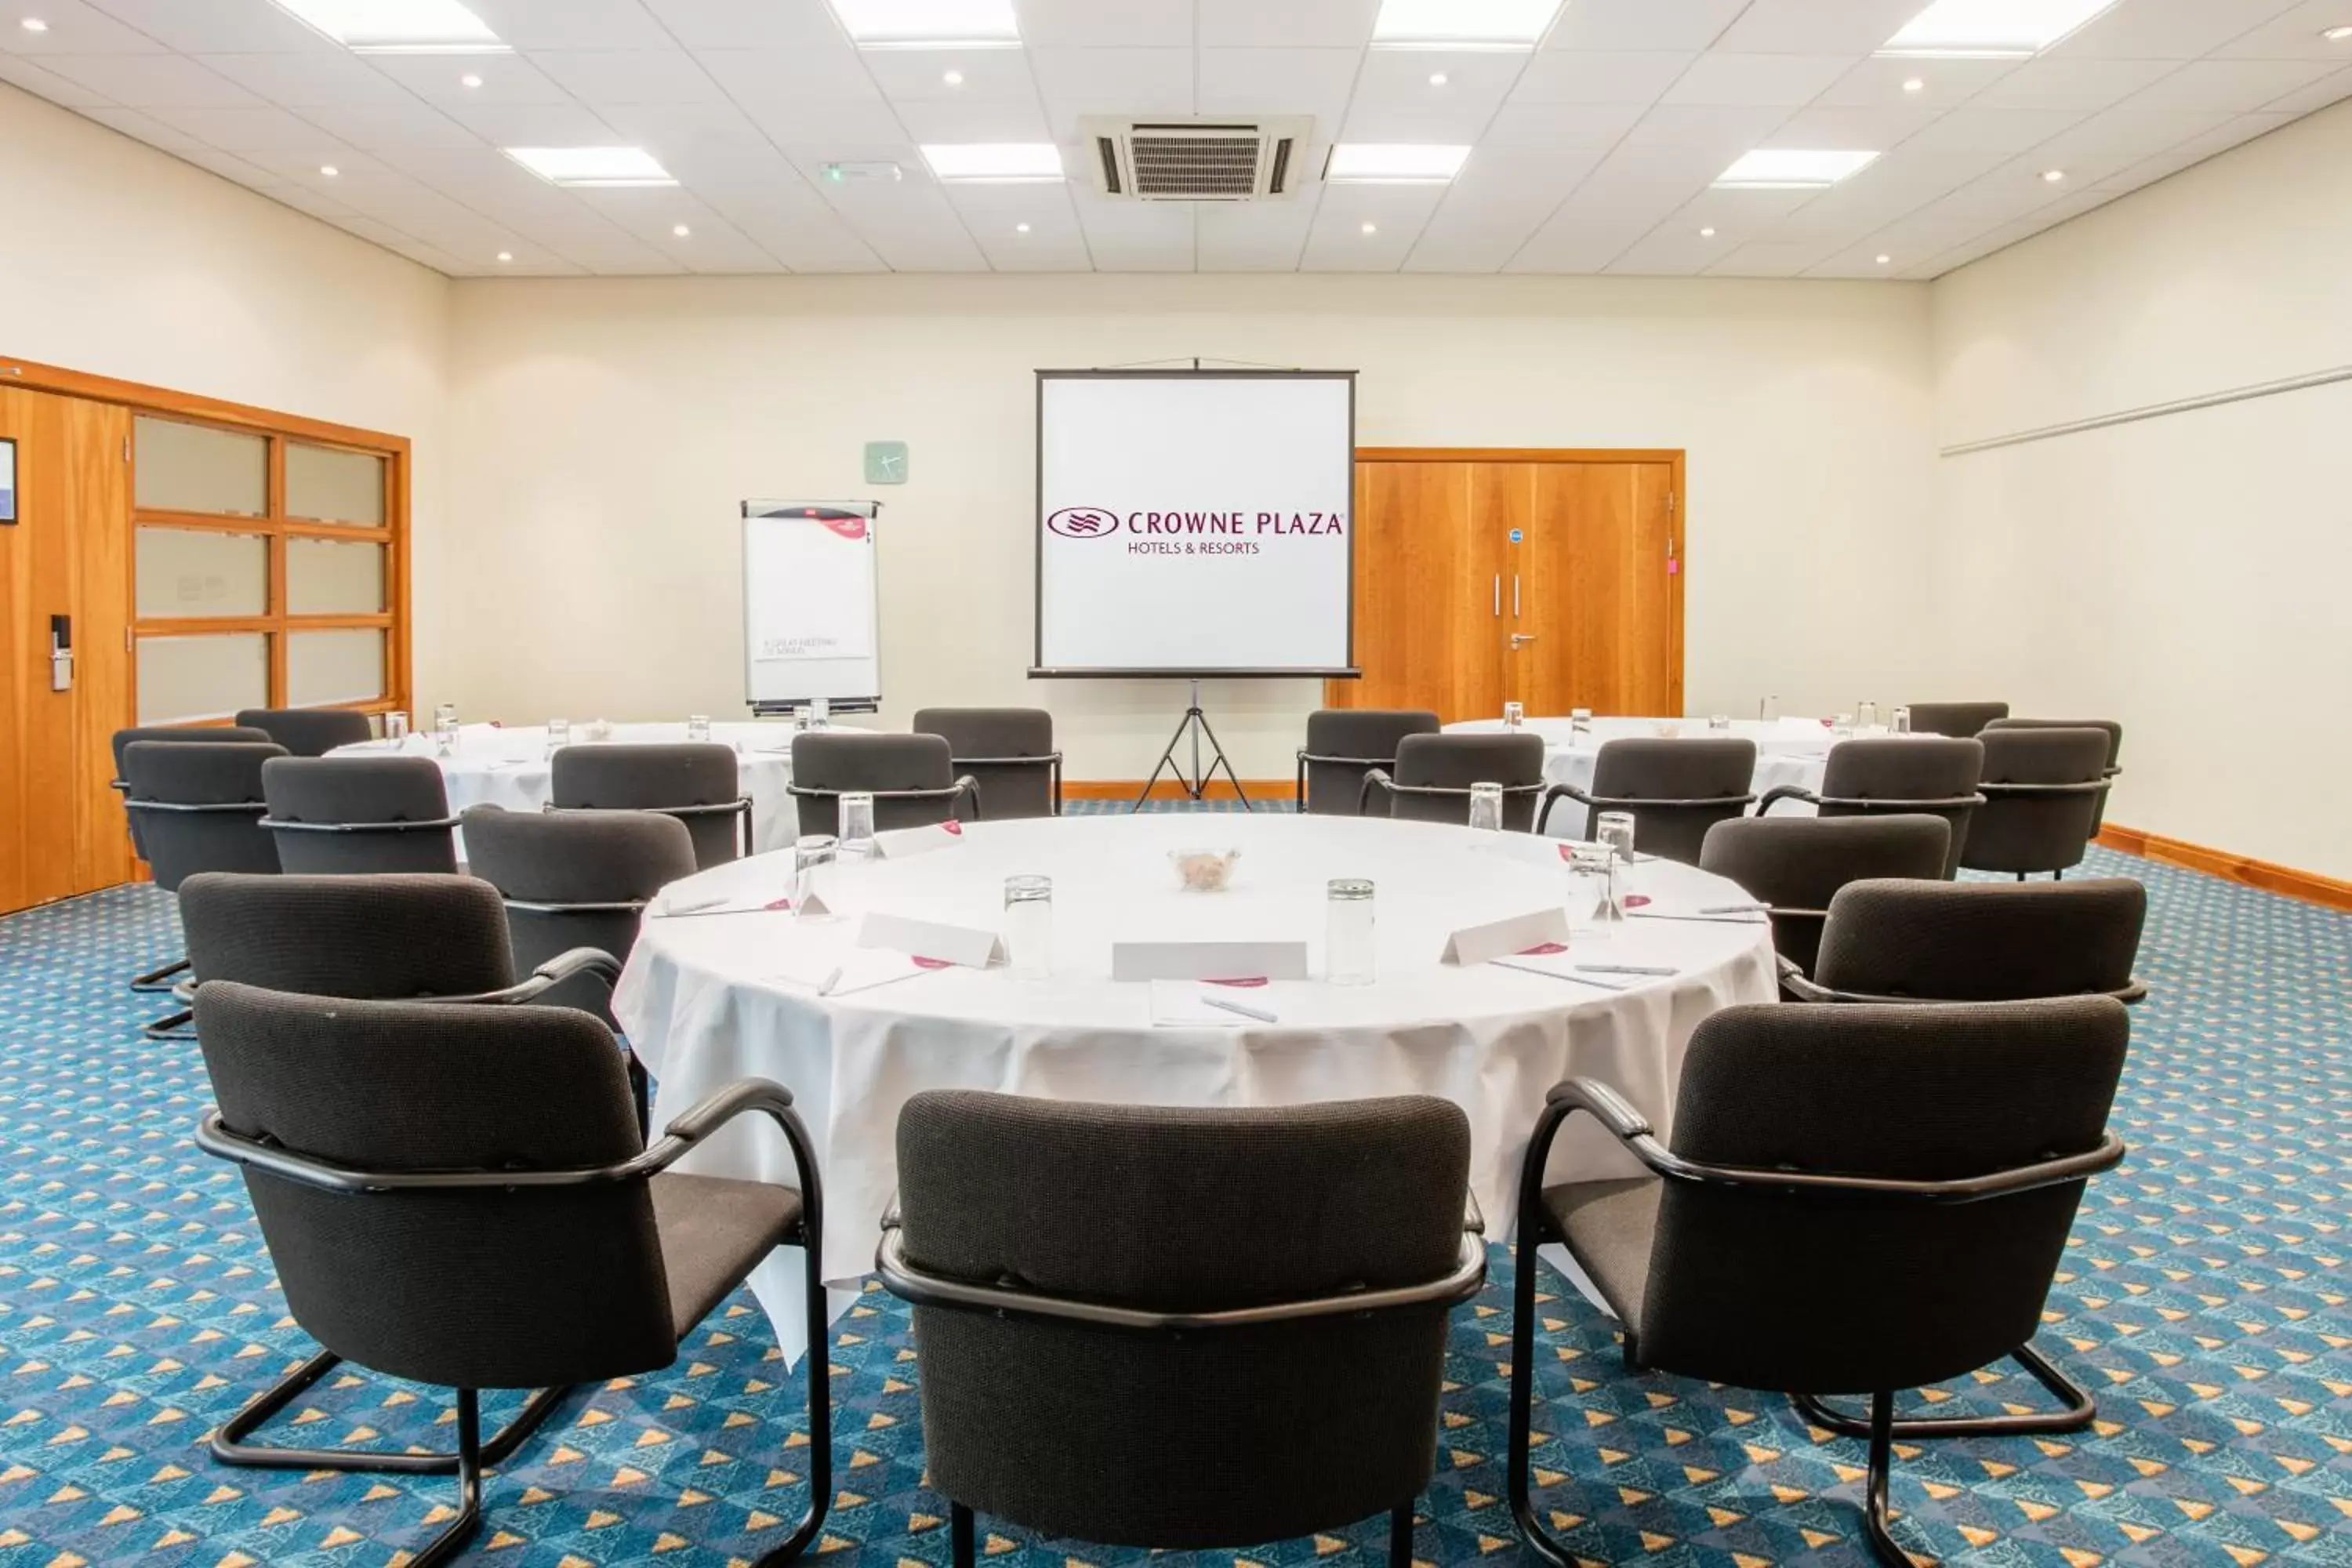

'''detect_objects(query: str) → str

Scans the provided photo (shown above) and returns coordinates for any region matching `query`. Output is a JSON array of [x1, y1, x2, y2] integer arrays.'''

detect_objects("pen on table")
[[659, 894, 728, 916], [1200, 993, 1279, 1023], [1575, 962, 1676, 977], [812, 966, 846, 996], [1700, 902, 1769, 915], [1493, 959, 1627, 991]]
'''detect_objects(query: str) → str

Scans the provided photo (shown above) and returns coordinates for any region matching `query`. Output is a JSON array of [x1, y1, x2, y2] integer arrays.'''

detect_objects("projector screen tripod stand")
[[1134, 680, 1252, 811]]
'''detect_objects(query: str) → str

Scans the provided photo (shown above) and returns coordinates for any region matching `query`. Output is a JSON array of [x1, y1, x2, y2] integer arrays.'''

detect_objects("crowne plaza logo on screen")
[[1047, 506, 1118, 539]]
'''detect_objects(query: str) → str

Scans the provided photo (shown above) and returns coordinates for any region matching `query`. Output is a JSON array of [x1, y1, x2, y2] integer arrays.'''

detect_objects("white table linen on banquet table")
[[612, 812, 1777, 1361], [330, 721, 815, 858]]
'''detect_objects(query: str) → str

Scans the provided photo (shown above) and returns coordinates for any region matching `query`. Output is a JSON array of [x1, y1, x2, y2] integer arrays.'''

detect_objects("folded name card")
[[873, 820, 965, 858], [1439, 906, 1573, 967], [1111, 940, 1310, 983], [858, 909, 1004, 969]]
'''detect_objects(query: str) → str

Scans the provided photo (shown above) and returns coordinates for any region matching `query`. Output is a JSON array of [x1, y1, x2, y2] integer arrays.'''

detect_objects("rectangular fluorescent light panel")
[[504, 147, 677, 188], [920, 143, 1062, 183], [1371, 0, 1563, 49], [1327, 143, 1472, 183], [1715, 148, 1879, 188], [830, 0, 1021, 47], [270, 0, 506, 53], [1879, 0, 2121, 58]]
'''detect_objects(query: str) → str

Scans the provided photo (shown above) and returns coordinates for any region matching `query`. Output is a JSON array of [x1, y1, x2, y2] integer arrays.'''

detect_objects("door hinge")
[[1667, 492, 1676, 513]]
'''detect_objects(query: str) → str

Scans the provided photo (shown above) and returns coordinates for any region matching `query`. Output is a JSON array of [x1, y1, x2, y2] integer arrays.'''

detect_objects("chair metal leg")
[[209, 1348, 572, 1473], [141, 1008, 195, 1041], [1507, 1221, 1578, 1568], [130, 955, 191, 993], [1858, 1390, 1913, 1568], [748, 1215, 834, 1565], [626, 1052, 652, 1140], [1388, 1503, 1415, 1568], [1792, 1340, 2096, 1439], [405, 1388, 487, 1568], [949, 1503, 976, 1568]]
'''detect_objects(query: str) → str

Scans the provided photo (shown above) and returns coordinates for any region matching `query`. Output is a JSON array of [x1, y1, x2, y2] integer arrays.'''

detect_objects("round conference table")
[[612, 811, 1778, 1359], [331, 720, 814, 855], [1446, 715, 1863, 837]]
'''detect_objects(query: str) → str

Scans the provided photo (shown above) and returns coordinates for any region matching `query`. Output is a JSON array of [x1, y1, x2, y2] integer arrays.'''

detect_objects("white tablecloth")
[[1446, 716, 1855, 837], [612, 813, 1777, 1359], [331, 720, 819, 856]]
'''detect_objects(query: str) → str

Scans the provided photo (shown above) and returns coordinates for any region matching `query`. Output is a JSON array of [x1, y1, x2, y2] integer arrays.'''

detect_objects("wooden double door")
[[1332, 450, 1682, 725]]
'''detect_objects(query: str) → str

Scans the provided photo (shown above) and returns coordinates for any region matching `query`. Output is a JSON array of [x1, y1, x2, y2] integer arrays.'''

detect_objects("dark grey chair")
[[1697, 814, 1952, 982], [110, 724, 272, 992], [1904, 702, 2009, 738], [191, 981, 829, 1568], [1986, 717, 2124, 832], [1759, 736, 1985, 878], [1359, 733, 1546, 829], [913, 707, 1061, 818], [260, 756, 459, 875], [550, 743, 750, 869], [878, 1091, 1483, 1566], [1797, 877, 2148, 1008], [122, 739, 286, 1038], [790, 732, 980, 838], [1959, 727, 2112, 878], [1509, 999, 2130, 1568], [1296, 710, 1441, 816], [235, 706, 377, 757], [1537, 738, 1757, 863], [461, 804, 697, 1028]]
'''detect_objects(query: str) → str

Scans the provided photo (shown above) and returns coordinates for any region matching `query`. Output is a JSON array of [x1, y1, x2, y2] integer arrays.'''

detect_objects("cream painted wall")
[[1931, 98, 2352, 879], [438, 274, 1940, 780]]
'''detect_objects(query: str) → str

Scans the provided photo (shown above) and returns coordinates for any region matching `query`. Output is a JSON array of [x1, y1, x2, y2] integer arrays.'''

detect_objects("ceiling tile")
[[1813, 56, 2023, 109], [194, 49, 417, 108], [1972, 56, 2184, 111], [1196, 46, 1360, 126], [2257, 61, 2352, 112], [695, 45, 887, 107], [1896, 103, 2092, 154], [2051, 0, 2304, 61], [441, 102, 622, 146], [32, 53, 264, 107], [13, 0, 172, 55], [702, 186, 888, 271], [1031, 47, 1192, 130], [1709, 0, 1929, 56], [528, 48, 731, 106], [292, 100, 491, 157], [749, 99, 913, 147], [1193, 196, 1314, 269], [365, 52, 578, 107], [1343, 47, 1525, 140], [0, 49, 117, 105], [1761, 103, 1939, 148], [1479, 98, 1646, 150], [2089, 110, 2295, 187], [464, 0, 677, 51], [1704, 238, 1838, 276], [143, 103, 350, 151], [1661, 53, 1860, 107], [1406, 149, 1595, 271], [1068, 192, 1196, 270], [1510, 49, 1693, 105], [1542, 0, 1747, 53], [1196, 0, 1378, 49], [862, 44, 1040, 103], [2218, 1, 2352, 60], [2124, 56, 2337, 110], [889, 97, 1051, 141], [1015, 0, 1196, 49], [641, 0, 848, 50], [942, 181, 1090, 269], [1299, 180, 1446, 270]]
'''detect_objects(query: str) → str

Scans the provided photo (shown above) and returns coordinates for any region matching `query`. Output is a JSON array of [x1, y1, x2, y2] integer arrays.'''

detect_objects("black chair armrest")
[[951, 774, 982, 822], [1976, 780, 2107, 797], [499, 896, 651, 916], [1755, 785, 1819, 817], [1779, 967, 1842, 1004], [1543, 1076, 1653, 1141], [1358, 767, 1395, 815], [257, 815, 463, 834], [449, 946, 625, 1005]]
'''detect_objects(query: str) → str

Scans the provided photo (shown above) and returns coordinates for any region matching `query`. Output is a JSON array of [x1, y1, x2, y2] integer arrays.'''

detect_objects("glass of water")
[[1468, 781, 1505, 833], [1892, 706, 1913, 735], [1567, 843, 1624, 938], [793, 835, 837, 920], [793, 704, 813, 731], [1831, 713, 1856, 739], [1570, 706, 1593, 739], [545, 718, 569, 759], [1596, 810, 1637, 863], [383, 710, 409, 743], [811, 696, 831, 729], [1327, 878, 1375, 985], [433, 706, 460, 757], [1857, 700, 1879, 731], [1759, 695, 1780, 722], [1502, 701, 1524, 731], [1708, 713, 1731, 731], [686, 713, 711, 744], [838, 791, 877, 859], [1004, 875, 1053, 980]]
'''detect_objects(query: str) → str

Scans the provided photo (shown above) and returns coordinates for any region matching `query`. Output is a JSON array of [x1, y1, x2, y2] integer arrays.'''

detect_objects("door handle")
[[1509, 633, 1538, 649], [1493, 575, 1501, 616]]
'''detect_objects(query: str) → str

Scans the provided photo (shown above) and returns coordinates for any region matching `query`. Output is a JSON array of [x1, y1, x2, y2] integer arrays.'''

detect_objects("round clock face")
[[866, 442, 908, 484]]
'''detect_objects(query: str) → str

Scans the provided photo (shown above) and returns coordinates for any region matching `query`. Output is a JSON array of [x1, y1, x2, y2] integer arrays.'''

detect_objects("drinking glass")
[[1708, 713, 1731, 731], [1891, 706, 1913, 735], [1596, 810, 1637, 864], [383, 710, 409, 743], [1858, 700, 1879, 731], [1567, 844, 1623, 938], [1570, 706, 1593, 739], [686, 714, 712, 744], [433, 707, 459, 757], [1759, 695, 1780, 722], [433, 702, 458, 730], [1327, 878, 1376, 985], [838, 791, 877, 859], [811, 696, 831, 729], [1831, 713, 1855, 739], [545, 718, 570, 759], [1502, 701, 1524, 731], [793, 835, 837, 920], [793, 704, 813, 731], [1004, 875, 1053, 981], [1468, 781, 1504, 833]]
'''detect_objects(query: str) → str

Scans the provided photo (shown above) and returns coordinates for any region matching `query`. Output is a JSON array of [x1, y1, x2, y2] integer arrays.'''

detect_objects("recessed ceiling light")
[[1015, 222, 1030, 233], [1879, 0, 2119, 60], [1699, 227, 1716, 238], [1327, 143, 1472, 183], [1876, 253, 1893, 264], [1371, 0, 1561, 49], [2325, 24, 2352, 41], [920, 143, 1062, 183], [1428, 71, 1448, 85], [942, 68, 964, 85], [829, 0, 1020, 48], [268, 0, 508, 54], [318, 164, 338, 176], [1715, 148, 1878, 188], [671, 223, 691, 238], [1360, 221, 1377, 234], [2042, 167, 2066, 183], [20, 16, 47, 31], [503, 146, 677, 187], [1903, 76, 1926, 93], [459, 72, 482, 87], [495, 250, 513, 262]]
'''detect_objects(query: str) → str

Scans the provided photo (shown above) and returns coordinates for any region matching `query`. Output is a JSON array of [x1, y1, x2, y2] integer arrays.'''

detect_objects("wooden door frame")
[[1352, 447, 1687, 715], [0, 353, 414, 726]]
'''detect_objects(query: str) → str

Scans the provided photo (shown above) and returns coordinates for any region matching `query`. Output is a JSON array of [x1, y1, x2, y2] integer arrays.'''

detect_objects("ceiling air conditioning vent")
[[1080, 116, 1314, 201]]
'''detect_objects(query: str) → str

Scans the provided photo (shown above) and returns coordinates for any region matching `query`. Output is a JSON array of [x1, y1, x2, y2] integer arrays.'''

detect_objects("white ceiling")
[[4, 0, 2350, 280]]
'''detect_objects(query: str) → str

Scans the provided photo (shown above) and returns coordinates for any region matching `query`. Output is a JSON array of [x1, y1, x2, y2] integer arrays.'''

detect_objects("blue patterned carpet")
[[2, 840, 2347, 1568]]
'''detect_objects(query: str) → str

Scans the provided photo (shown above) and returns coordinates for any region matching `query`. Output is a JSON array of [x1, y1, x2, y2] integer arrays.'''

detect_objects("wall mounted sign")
[[0, 437, 16, 524]]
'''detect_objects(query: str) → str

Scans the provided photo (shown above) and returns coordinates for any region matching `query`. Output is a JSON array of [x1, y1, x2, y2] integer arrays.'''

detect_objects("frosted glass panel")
[[285, 443, 384, 526], [136, 416, 266, 517], [135, 528, 269, 618], [137, 633, 268, 725], [289, 628, 384, 706], [287, 538, 384, 614]]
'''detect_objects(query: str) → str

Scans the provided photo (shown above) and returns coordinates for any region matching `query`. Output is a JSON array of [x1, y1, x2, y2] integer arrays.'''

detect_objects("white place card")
[[858, 909, 1005, 969], [873, 820, 966, 858], [1147, 981, 1285, 1028], [1111, 940, 1310, 983], [1439, 906, 1573, 967]]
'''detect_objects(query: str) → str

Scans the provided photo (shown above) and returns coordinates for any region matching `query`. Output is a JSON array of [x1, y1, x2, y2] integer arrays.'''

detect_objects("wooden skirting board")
[[2096, 822, 2352, 912]]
